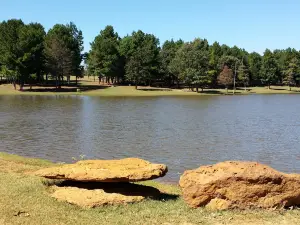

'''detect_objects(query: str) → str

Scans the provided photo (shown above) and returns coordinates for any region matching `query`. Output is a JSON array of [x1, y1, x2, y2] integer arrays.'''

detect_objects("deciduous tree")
[[248, 52, 262, 85], [45, 22, 83, 85], [44, 37, 73, 89], [261, 49, 279, 89], [283, 57, 300, 91], [170, 39, 210, 92], [159, 39, 183, 87], [218, 65, 233, 93]]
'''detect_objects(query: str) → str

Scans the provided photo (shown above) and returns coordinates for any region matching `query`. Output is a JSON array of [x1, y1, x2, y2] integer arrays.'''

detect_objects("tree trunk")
[[289, 86, 291, 91], [36, 71, 40, 83], [57, 76, 61, 89], [226, 87, 228, 94], [76, 76, 78, 86], [94, 75, 95, 82], [13, 82, 16, 90], [46, 74, 48, 82], [19, 83, 23, 91], [60, 76, 63, 87], [196, 86, 199, 93], [67, 76, 70, 85], [135, 79, 138, 90], [176, 78, 179, 89], [268, 84, 270, 89]]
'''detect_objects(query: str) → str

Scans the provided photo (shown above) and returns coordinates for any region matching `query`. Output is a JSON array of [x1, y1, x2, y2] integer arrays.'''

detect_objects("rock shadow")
[[53, 180, 179, 201]]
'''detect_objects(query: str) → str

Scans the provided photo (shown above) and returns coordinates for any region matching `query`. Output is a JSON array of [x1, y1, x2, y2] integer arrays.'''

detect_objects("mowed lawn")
[[1, 152, 300, 225]]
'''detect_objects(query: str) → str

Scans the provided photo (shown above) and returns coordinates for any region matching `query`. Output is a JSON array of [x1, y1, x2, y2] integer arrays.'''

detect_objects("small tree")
[[218, 65, 233, 93], [44, 37, 73, 89], [238, 63, 250, 91], [283, 57, 300, 91], [261, 49, 279, 89]]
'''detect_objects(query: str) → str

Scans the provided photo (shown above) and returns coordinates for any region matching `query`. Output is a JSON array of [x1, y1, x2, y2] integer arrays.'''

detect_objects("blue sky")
[[1, 0, 300, 54]]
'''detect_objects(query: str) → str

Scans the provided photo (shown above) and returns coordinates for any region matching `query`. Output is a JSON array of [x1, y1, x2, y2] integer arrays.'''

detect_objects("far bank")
[[1, 84, 300, 97]]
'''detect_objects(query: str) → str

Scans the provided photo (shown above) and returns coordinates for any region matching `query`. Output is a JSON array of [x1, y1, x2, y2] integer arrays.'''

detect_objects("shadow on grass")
[[236, 87, 252, 91], [138, 88, 173, 92], [49, 180, 179, 201], [21, 83, 110, 93], [268, 87, 288, 91], [198, 90, 223, 94]]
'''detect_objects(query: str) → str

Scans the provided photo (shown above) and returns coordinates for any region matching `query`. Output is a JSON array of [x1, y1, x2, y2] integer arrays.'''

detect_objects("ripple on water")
[[1, 94, 300, 182]]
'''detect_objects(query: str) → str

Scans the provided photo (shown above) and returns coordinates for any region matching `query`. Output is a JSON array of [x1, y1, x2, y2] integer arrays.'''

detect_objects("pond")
[[1, 94, 300, 182]]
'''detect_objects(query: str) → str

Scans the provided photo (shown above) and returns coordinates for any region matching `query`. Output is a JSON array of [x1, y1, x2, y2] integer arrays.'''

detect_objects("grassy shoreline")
[[1, 152, 300, 224], [2, 78, 300, 97]]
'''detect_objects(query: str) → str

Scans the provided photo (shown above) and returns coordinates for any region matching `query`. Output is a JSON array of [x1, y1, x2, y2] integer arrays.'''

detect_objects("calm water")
[[1, 94, 300, 182]]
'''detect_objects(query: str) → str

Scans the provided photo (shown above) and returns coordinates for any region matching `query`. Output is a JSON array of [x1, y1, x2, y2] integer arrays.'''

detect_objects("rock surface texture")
[[35, 158, 168, 182], [51, 182, 160, 208], [179, 161, 300, 210]]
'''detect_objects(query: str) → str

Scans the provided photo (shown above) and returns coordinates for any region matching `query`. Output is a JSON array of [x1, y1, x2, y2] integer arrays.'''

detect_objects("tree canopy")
[[88, 26, 123, 83], [0, 19, 46, 89], [119, 30, 160, 88]]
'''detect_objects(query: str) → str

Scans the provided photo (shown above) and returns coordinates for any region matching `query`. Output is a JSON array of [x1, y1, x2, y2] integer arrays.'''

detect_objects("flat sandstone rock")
[[52, 187, 141, 207], [179, 161, 300, 210], [35, 158, 167, 182], [51, 182, 160, 208]]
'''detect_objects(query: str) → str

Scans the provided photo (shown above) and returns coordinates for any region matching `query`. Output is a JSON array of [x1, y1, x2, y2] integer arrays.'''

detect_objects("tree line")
[[0, 19, 84, 89], [1, 19, 300, 91]]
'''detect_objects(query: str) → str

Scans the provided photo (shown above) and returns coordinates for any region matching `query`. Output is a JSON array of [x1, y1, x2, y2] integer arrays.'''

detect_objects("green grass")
[[1, 153, 300, 224]]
